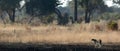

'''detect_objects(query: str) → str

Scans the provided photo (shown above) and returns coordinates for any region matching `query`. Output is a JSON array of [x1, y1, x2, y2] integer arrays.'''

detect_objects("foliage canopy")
[[26, 0, 60, 16]]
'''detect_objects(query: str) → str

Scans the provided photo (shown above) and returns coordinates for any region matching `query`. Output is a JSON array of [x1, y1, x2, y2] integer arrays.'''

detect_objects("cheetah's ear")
[[91, 39, 94, 40], [91, 39, 96, 41], [99, 39, 102, 44]]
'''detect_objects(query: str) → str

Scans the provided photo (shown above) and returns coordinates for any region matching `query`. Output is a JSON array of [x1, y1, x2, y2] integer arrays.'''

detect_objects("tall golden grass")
[[0, 20, 120, 44]]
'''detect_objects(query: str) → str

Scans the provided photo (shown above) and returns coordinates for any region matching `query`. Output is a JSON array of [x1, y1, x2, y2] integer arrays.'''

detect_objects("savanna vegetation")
[[0, 0, 120, 45]]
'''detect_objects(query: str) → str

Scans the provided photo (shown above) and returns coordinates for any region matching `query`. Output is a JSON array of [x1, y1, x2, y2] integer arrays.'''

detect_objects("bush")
[[39, 14, 55, 24], [58, 13, 69, 25], [77, 17, 83, 23], [107, 21, 118, 31]]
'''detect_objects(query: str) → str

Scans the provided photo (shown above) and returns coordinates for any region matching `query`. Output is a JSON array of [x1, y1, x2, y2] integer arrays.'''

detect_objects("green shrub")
[[107, 21, 118, 31]]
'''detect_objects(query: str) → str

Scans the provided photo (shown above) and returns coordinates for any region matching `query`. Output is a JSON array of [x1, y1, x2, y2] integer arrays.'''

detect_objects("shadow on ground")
[[0, 43, 120, 51]]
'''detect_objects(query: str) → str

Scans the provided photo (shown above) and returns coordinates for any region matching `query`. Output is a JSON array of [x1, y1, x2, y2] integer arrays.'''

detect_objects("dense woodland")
[[0, 0, 120, 25]]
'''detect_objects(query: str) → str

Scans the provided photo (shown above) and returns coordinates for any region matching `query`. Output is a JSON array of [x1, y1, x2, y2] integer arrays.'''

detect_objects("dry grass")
[[0, 20, 120, 44]]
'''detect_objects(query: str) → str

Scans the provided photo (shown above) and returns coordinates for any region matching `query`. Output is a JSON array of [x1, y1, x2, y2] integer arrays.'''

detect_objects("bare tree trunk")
[[28, 16, 34, 24], [85, 11, 91, 23], [55, 8, 63, 25], [74, 0, 78, 22], [12, 9, 15, 22], [0, 10, 6, 24], [0, 15, 6, 24], [88, 12, 91, 23], [85, 9, 89, 23], [7, 9, 16, 23], [84, 1, 91, 23]]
